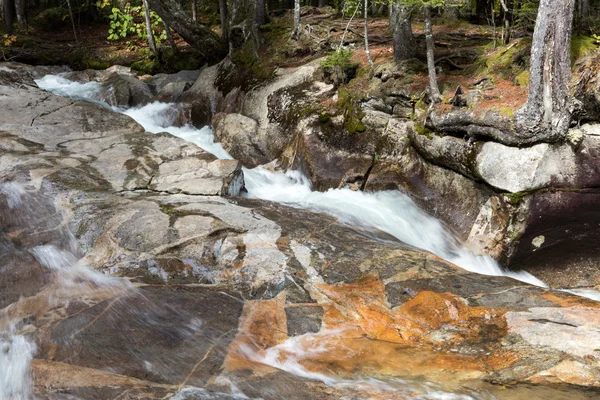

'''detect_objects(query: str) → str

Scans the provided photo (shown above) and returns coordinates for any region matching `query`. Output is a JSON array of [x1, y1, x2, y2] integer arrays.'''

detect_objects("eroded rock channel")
[[1, 62, 600, 399]]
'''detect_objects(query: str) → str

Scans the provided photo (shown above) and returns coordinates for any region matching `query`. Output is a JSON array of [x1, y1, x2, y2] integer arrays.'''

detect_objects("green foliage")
[[321, 48, 354, 69], [321, 48, 358, 86], [99, 0, 166, 44], [512, 0, 538, 32]]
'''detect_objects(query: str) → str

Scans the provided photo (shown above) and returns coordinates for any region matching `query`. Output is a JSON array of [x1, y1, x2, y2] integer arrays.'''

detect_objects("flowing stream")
[[6, 73, 593, 399], [34, 74, 545, 287]]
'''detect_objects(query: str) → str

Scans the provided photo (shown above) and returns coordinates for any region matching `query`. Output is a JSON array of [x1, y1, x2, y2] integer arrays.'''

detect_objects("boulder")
[[212, 112, 269, 168]]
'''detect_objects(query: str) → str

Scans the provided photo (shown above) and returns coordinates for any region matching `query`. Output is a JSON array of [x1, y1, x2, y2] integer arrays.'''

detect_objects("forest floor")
[[2, 6, 598, 113]]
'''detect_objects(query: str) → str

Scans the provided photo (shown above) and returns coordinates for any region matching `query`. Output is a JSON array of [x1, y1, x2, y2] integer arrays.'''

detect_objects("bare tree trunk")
[[219, 0, 229, 45], [364, 0, 373, 69], [146, 0, 226, 59], [192, 0, 198, 21], [143, 0, 158, 55], [163, 21, 178, 54], [425, 5, 441, 102], [3, 0, 14, 35], [292, 0, 300, 37], [390, 1, 415, 62], [580, 0, 590, 31], [499, 0, 511, 45], [66, 0, 78, 43], [516, 0, 576, 140], [254, 0, 267, 26], [13, 0, 25, 30]]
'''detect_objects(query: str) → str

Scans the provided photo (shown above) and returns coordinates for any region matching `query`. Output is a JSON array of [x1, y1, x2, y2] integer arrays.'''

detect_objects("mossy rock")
[[515, 70, 529, 87], [477, 38, 531, 80]]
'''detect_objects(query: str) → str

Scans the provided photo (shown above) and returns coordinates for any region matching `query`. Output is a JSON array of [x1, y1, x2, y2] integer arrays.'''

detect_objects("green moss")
[[496, 106, 514, 118], [414, 123, 433, 139], [515, 70, 529, 87], [131, 58, 160, 75], [337, 87, 366, 135], [85, 60, 110, 70], [571, 35, 598, 64], [476, 38, 531, 80], [231, 41, 274, 81], [503, 191, 532, 205], [319, 113, 330, 124]]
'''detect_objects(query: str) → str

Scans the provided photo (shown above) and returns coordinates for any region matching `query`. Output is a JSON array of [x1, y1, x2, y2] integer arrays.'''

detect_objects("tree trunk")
[[146, 0, 226, 59], [66, 0, 78, 43], [163, 21, 178, 54], [364, 0, 373, 69], [579, 0, 590, 31], [254, 0, 267, 27], [425, 6, 441, 102], [318, 0, 325, 7], [516, 0, 576, 140], [192, 0, 197, 21], [292, 0, 300, 37], [3, 0, 14, 35], [219, 0, 229, 45], [143, 0, 158, 56], [390, 1, 415, 62], [13, 0, 25, 30]]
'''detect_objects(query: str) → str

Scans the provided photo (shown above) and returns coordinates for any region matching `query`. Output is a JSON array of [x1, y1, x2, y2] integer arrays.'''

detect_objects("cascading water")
[[31, 72, 600, 399], [0, 181, 130, 398], [34, 73, 543, 287]]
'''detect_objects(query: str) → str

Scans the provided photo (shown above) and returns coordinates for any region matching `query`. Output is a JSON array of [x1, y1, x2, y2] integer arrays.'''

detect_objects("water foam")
[[242, 166, 546, 287], [0, 330, 35, 400], [35, 75, 230, 160]]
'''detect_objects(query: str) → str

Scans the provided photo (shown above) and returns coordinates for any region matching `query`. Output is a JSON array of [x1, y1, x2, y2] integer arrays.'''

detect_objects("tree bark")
[[364, 0, 373, 69], [390, 1, 415, 62], [254, 0, 267, 27], [146, 0, 226, 60], [219, 0, 229, 45], [3, 0, 14, 35], [66, 0, 78, 43], [143, 0, 158, 56], [516, 0, 576, 140], [292, 0, 300, 37], [13, 0, 25, 30], [192, 0, 198, 21], [163, 21, 178, 54], [425, 5, 441, 102]]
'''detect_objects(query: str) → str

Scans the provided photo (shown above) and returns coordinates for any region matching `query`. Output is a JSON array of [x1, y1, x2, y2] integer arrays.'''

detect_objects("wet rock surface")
[[2, 63, 600, 399]]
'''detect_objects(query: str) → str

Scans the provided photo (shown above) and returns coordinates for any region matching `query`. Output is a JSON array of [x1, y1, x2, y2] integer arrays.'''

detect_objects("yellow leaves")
[[2, 34, 17, 47]]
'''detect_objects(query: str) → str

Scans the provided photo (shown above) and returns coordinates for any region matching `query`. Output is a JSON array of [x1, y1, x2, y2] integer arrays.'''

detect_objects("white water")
[[35, 73, 545, 287], [0, 182, 130, 399], [242, 167, 547, 287], [32, 72, 600, 398], [35, 75, 231, 160], [240, 329, 480, 400], [0, 329, 35, 400]]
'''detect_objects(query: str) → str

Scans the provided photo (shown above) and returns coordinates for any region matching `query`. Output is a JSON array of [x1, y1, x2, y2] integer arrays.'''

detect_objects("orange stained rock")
[[221, 292, 289, 373], [316, 275, 417, 343], [398, 291, 506, 331], [33, 359, 175, 389], [541, 291, 600, 309], [263, 334, 487, 387], [314, 275, 507, 346]]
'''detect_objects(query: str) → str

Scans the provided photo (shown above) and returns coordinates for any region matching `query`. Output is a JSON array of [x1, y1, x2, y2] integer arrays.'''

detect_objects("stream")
[[0, 72, 597, 399]]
